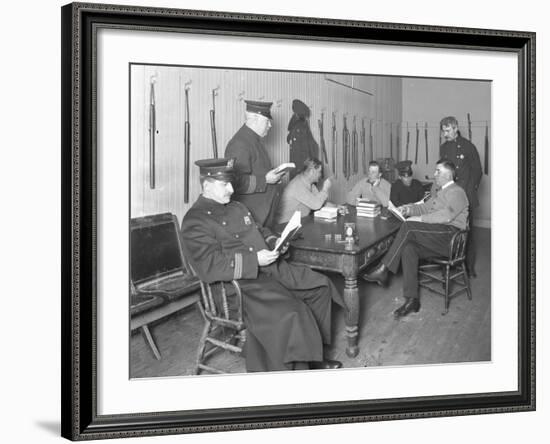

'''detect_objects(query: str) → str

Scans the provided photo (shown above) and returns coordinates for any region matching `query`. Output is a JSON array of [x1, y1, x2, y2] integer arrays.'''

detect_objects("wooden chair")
[[418, 229, 472, 315], [195, 279, 246, 375]]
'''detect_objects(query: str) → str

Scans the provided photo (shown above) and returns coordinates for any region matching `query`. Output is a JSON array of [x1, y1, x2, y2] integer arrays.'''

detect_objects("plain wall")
[[402, 78, 492, 227], [1, 1, 546, 444]]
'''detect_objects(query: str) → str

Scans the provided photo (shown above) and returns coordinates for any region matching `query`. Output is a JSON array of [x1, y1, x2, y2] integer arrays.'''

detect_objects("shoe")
[[393, 298, 421, 319], [310, 359, 343, 370], [362, 263, 389, 287]]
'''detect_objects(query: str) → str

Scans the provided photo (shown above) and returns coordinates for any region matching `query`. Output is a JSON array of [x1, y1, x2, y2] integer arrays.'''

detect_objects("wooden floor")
[[130, 227, 491, 378]]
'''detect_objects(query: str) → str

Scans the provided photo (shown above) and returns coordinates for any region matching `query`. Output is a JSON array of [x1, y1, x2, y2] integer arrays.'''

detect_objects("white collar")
[[441, 180, 454, 190]]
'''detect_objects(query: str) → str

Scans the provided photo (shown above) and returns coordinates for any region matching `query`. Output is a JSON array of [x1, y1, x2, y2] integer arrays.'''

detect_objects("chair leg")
[[442, 264, 450, 315], [462, 262, 473, 300], [195, 320, 211, 375], [141, 325, 161, 360]]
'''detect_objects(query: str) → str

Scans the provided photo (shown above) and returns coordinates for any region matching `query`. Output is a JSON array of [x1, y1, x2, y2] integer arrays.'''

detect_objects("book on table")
[[314, 205, 338, 220], [356, 198, 381, 218]]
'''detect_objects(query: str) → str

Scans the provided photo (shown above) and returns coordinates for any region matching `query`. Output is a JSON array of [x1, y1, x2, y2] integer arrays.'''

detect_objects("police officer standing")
[[439, 116, 482, 277], [225, 100, 288, 228]]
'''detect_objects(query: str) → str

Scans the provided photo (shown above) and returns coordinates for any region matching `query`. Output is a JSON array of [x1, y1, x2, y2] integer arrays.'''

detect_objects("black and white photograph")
[[129, 64, 491, 378], [52, 1, 539, 442], [3, 0, 549, 442]]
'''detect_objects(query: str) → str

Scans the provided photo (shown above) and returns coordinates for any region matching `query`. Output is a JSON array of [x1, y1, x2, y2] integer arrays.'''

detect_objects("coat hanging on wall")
[[287, 99, 319, 179]]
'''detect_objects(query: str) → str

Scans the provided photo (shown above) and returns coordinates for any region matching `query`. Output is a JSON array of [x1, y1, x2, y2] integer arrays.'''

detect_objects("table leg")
[[343, 276, 359, 358]]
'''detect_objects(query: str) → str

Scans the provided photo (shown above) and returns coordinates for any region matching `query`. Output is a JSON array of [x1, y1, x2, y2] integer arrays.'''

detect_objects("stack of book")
[[314, 206, 338, 220], [356, 199, 381, 218]]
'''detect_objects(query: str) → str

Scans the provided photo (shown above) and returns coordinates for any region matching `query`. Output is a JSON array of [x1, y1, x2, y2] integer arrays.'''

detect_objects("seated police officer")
[[390, 160, 426, 207], [180, 158, 344, 372]]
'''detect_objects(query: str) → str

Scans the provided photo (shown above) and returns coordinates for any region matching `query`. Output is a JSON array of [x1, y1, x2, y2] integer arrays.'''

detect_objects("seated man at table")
[[180, 157, 345, 372], [276, 157, 333, 224], [390, 160, 426, 207], [346, 161, 391, 207], [362, 159, 469, 319]]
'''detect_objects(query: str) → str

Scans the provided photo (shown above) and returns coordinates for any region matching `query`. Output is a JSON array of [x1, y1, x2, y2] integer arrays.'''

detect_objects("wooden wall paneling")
[[131, 67, 404, 219]]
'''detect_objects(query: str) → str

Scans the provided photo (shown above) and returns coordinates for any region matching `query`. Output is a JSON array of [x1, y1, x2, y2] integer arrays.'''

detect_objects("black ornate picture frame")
[[61, 2, 535, 440]]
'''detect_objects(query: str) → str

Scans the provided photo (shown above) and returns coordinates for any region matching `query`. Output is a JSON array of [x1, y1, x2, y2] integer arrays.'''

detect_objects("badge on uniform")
[[244, 215, 252, 225]]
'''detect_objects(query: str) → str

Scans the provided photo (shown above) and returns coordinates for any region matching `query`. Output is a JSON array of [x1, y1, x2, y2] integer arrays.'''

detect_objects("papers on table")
[[314, 206, 338, 220], [273, 210, 302, 252]]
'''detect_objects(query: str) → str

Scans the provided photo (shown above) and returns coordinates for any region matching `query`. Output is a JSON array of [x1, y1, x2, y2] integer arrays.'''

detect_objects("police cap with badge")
[[195, 157, 235, 181], [395, 160, 413, 177], [244, 100, 273, 119]]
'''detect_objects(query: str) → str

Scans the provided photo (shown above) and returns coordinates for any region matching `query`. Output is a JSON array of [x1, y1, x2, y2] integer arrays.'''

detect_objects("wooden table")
[[288, 208, 401, 358]]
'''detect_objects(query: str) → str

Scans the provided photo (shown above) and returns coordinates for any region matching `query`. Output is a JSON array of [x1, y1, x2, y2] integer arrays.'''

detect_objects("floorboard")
[[130, 226, 491, 378]]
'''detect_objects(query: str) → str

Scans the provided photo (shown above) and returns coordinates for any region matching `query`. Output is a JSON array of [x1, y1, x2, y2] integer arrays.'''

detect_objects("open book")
[[387, 200, 407, 222], [273, 211, 302, 252], [273, 162, 296, 175]]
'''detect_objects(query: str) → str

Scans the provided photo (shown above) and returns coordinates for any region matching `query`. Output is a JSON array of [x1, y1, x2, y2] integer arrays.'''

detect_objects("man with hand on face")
[[180, 158, 344, 372], [225, 100, 289, 229], [362, 160, 469, 319], [346, 161, 391, 207], [276, 157, 333, 224], [390, 160, 426, 207]]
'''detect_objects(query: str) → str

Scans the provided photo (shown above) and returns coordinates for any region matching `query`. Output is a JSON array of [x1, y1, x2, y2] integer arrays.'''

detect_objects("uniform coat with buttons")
[[225, 124, 281, 228], [439, 133, 482, 271], [389, 178, 425, 207], [180, 195, 344, 372], [439, 134, 482, 208]]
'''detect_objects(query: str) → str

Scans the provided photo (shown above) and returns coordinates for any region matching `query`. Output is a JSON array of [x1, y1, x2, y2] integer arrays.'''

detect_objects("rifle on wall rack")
[[148, 78, 156, 190], [343, 115, 350, 179], [331, 112, 337, 178], [389, 123, 393, 159], [405, 122, 410, 160], [424, 122, 429, 164], [318, 112, 329, 166], [361, 118, 367, 174], [484, 122, 489, 175], [352, 116, 358, 174], [184, 84, 191, 203], [209, 87, 219, 158], [414, 122, 419, 164], [369, 119, 374, 165]]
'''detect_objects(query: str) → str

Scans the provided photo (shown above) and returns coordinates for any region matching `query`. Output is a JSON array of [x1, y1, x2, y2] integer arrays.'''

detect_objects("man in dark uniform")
[[439, 116, 482, 277], [363, 160, 469, 319], [225, 100, 289, 228], [390, 160, 426, 207], [180, 157, 344, 372]]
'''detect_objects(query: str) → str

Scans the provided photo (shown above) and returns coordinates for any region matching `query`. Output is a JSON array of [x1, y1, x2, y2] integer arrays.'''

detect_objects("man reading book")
[[225, 99, 292, 229], [181, 157, 344, 372], [362, 159, 469, 319]]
